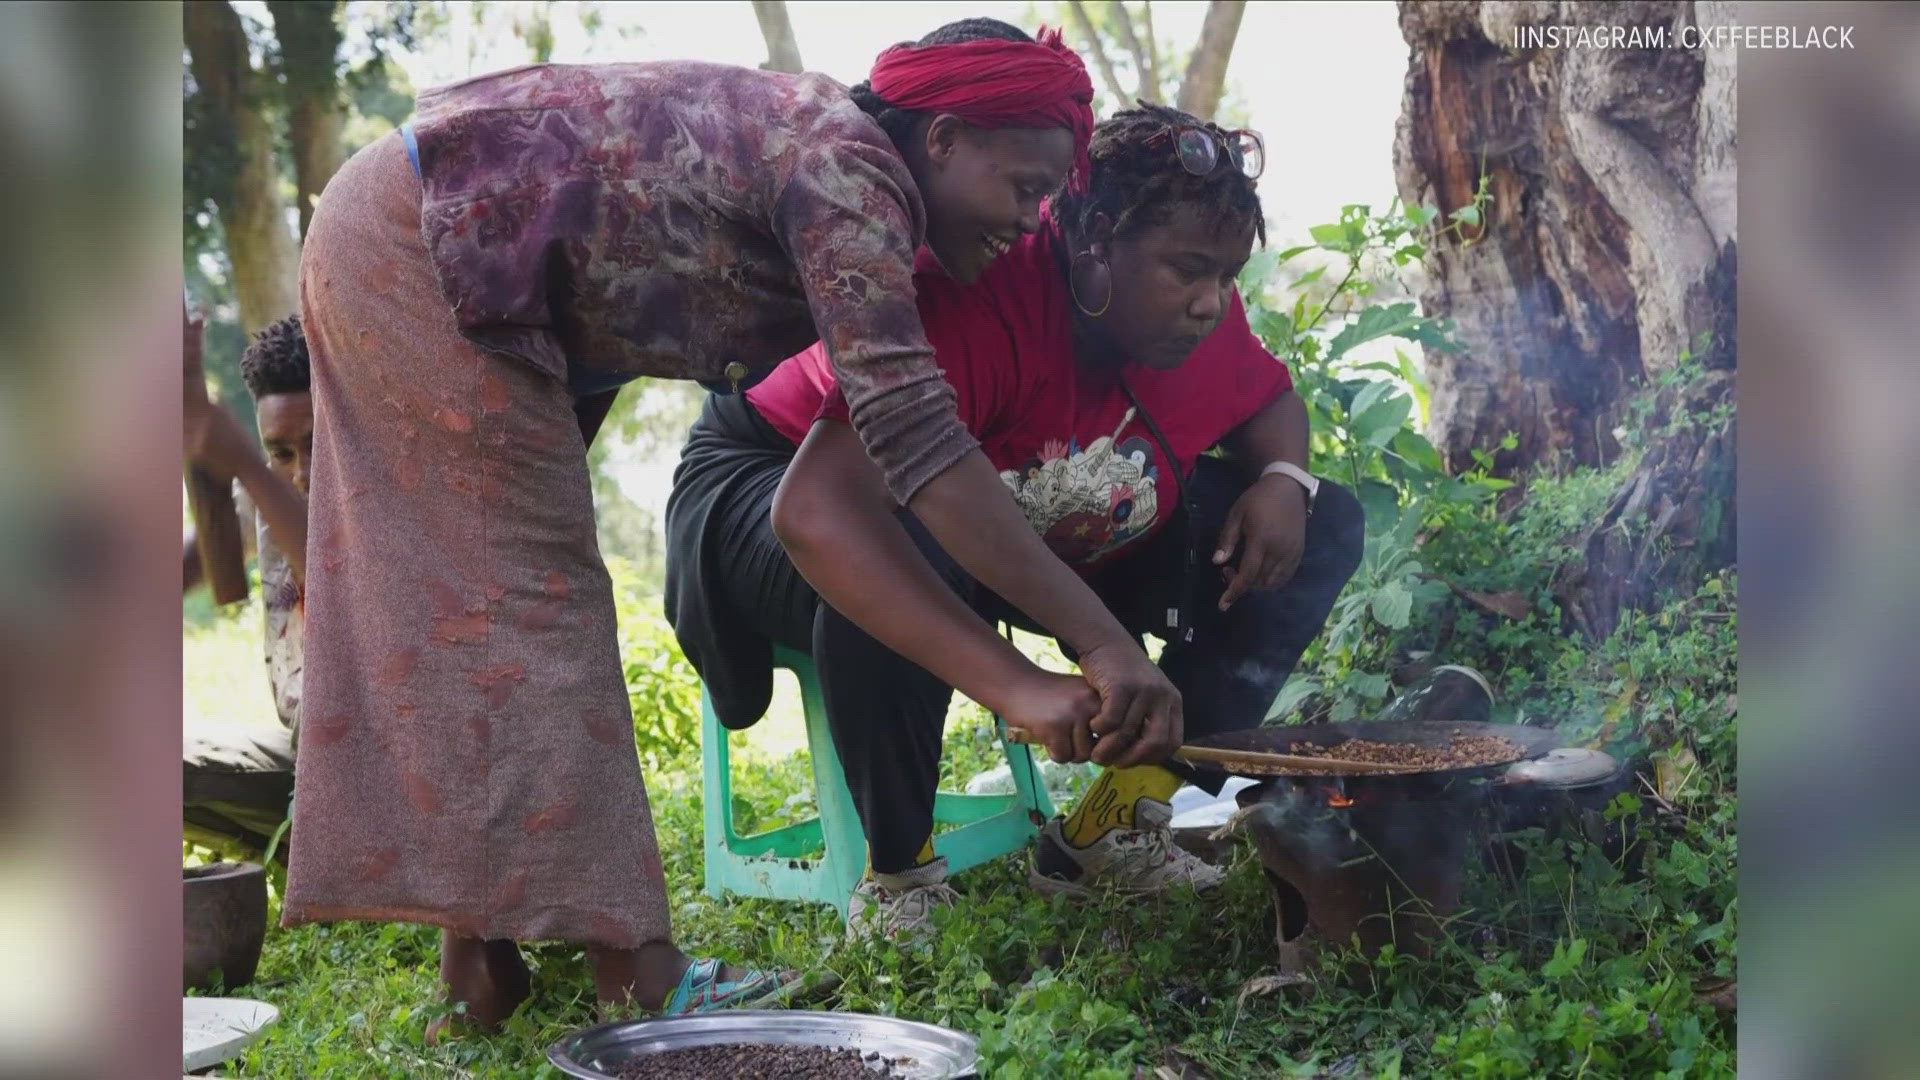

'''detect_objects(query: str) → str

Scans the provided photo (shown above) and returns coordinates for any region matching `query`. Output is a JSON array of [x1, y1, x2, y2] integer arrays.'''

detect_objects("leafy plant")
[[1240, 193, 1508, 720], [608, 555, 703, 770]]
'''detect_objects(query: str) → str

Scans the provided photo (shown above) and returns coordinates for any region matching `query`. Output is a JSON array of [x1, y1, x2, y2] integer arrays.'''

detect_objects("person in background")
[[668, 105, 1367, 937], [288, 17, 1176, 1034], [182, 309, 311, 858]]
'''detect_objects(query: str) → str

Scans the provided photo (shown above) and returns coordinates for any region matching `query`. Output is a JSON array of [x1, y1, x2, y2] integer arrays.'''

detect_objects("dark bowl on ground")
[[184, 862, 268, 993]]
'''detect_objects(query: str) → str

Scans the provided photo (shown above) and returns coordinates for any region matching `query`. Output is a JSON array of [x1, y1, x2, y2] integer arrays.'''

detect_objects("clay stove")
[[1202, 719, 1565, 982]]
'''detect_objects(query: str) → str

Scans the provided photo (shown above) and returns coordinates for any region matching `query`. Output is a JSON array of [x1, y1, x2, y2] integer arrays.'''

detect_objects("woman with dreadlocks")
[[291, 17, 1186, 1034], [668, 104, 1366, 937]]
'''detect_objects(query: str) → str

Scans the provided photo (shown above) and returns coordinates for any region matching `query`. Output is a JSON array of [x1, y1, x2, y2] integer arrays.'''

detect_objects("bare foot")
[[427, 934, 532, 1042]]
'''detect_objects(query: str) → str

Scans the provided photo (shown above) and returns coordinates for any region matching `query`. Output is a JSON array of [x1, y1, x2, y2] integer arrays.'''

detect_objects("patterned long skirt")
[[283, 130, 670, 947]]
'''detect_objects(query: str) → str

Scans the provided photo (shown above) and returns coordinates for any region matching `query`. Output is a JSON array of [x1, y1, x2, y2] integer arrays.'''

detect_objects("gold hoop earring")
[[1070, 252, 1113, 318]]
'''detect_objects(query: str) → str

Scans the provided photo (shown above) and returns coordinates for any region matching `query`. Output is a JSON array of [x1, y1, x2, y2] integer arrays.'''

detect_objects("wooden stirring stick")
[[1002, 728, 1409, 775]]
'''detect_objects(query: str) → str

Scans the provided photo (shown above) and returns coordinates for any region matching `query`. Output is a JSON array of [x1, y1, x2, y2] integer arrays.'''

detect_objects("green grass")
[[187, 498, 1737, 1078]]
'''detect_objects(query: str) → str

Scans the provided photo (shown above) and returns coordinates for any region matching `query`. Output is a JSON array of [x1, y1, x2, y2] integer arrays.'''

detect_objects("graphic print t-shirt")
[[747, 222, 1293, 573]]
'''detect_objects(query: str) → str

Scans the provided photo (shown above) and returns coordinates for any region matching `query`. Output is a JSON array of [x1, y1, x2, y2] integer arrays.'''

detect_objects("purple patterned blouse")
[[409, 60, 976, 502]]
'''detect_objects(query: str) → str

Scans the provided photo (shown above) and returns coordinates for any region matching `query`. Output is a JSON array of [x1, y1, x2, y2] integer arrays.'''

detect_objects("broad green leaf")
[[1293, 265, 1327, 288], [1349, 378, 1395, 420], [1370, 581, 1413, 629], [1274, 244, 1313, 264], [1349, 671, 1391, 700], [1391, 428, 1444, 473], [1250, 308, 1292, 347], [1394, 348, 1428, 388], [1329, 377, 1374, 413], [1308, 223, 1347, 247], [1358, 394, 1414, 447], [1265, 677, 1321, 722], [1356, 479, 1402, 535], [1451, 204, 1482, 227], [1541, 937, 1587, 978], [1326, 302, 1422, 361], [1350, 385, 1413, 446], [1238, 249, 1281, 292]]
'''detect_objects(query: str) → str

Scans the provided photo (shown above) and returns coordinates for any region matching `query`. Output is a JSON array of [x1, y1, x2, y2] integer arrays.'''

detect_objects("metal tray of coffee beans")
[[548, 1010, 980, 1080]]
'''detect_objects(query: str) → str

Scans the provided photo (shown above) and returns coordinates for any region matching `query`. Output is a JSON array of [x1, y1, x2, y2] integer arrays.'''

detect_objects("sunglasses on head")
[[1146, 123, 1266, 181]]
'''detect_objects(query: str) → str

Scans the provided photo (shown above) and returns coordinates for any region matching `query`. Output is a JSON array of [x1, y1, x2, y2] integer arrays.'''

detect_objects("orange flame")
[[1326, 791, 1356, 809]]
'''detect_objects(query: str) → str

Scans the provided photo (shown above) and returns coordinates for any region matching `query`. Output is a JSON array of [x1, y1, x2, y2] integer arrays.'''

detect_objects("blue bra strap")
[[400, 122, 422, 177]]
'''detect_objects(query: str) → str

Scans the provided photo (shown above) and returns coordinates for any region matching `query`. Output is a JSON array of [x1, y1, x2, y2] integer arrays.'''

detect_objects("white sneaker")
[[1029, 798, 1227, 897], [846, 856, 959, 941]]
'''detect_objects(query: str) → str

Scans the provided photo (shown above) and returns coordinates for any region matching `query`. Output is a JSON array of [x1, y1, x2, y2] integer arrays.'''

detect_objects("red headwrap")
[[868, 26, 1096, 195]]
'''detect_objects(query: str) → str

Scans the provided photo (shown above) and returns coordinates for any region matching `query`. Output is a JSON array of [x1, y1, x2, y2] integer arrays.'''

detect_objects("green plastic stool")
[[702, 645, 1057, 920]]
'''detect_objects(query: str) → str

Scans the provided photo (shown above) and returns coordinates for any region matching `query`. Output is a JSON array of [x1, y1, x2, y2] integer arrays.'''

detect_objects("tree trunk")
[[1176, 0, 1245, 121], [1067, 1, 1130, 107], [267, 0, 346, 239], [750, 0, 804, 75], [1551, 369, 1735, 640], [1394, 1, 1739, 637], [1108, 2, 1159, 104], [1392, 0, 1737, 477], [185, 0, 300, 335]]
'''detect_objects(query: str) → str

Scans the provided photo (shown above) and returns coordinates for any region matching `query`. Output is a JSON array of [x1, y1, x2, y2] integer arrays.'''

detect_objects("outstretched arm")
[[773, 144, 1181, 766], [183, 307, 309, 588], [900, 453, 1184, 767], [772, 421, 1110, 763]]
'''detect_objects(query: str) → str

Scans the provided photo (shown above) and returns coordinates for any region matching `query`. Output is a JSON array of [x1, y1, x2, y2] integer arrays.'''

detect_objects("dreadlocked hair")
[[846, 18, 1033, 155], [1054, 103, 1265, 251], [240, 314, 311, 400]]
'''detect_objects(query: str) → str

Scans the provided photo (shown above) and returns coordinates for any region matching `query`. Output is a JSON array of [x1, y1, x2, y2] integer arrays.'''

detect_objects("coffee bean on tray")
[[610, 1042, 902, 1080], [1285, 734, 1522, 772]]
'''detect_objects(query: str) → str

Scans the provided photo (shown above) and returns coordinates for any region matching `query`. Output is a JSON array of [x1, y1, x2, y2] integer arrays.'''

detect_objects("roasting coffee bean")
[[1285, 734, 1522, 773]]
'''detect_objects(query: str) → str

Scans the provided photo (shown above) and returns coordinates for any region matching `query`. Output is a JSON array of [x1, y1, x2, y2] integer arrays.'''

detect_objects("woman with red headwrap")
[[671, 104, 1365, 938], [289, 16, 1182, 1035]]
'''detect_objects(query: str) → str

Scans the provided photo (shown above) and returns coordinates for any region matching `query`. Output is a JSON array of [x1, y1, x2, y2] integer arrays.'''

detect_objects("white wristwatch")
[[1260, 460, 1319, 513]]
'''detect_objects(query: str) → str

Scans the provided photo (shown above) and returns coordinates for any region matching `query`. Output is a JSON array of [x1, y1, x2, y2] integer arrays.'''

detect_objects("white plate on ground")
[[1169, 776, 1258, 830], [183, 997, 280, 1072]]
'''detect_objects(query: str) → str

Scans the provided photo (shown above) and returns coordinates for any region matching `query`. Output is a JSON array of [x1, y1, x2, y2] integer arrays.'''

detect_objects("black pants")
[[666, 397, 1367, 873]]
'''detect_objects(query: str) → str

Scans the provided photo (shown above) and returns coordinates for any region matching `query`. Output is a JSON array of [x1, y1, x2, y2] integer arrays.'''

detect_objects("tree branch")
[[1109, 1, 1158, 104], [266, 0, 346, 239], [750, 0, 805, 74], [1139, 0, 1162, 104], [1067, 0, 1129, 107], [184, 0, 300, 333], [1176, 0, 1246, 121]]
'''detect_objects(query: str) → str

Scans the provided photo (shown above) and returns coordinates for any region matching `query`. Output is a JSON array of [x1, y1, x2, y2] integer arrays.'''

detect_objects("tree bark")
[[1067, 1, 1130, 108], [185, 0, 300, 335], [1393, 2, 1739, 635], [1392, 0, 1737, 476], [1551, 369, 1735, 640], [266, 0, 346, 239], [1108, 2, 1159, 104], [750, 0, 804, 75], [1176, 0, 1246, 121]]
